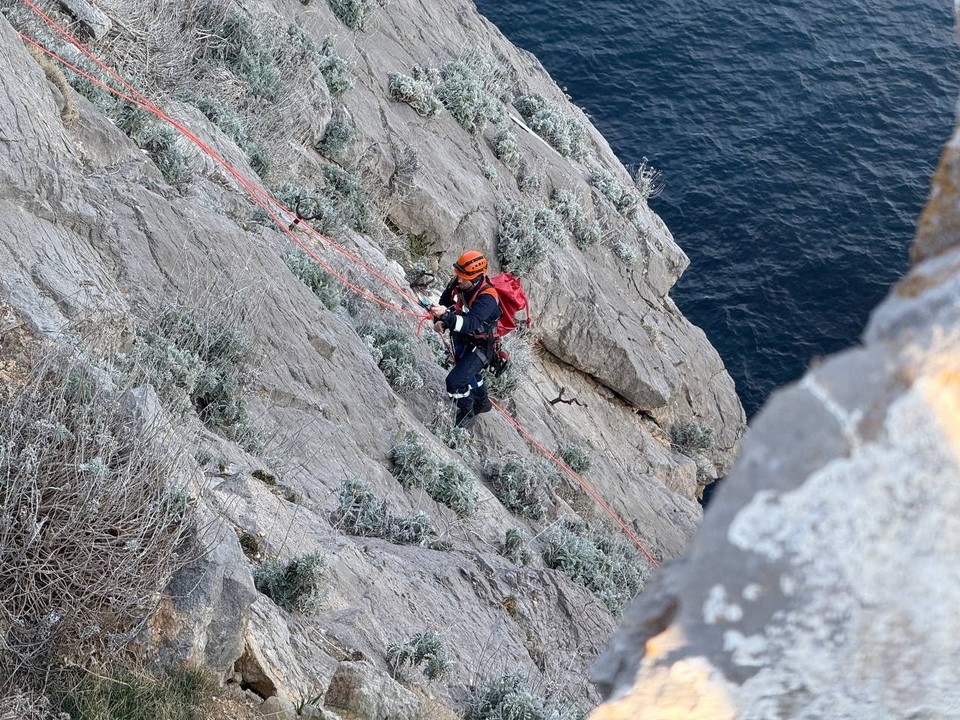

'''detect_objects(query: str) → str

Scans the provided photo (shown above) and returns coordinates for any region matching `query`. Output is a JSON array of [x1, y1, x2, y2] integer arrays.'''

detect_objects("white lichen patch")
[[742, 583, 763, 602], [722, 630, 768, 667], [722, 373, 960, 716], [703, 585, 743, 624]]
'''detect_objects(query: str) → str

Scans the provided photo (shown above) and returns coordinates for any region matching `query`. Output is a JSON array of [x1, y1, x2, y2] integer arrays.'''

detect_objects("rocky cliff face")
[[0, 0, 744, 715], [588, 9, 960, 719]]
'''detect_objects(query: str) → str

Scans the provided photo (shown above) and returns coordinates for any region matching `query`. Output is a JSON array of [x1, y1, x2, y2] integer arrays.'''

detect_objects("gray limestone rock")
[[58, 0, 112, 40], [324, 661, 420, 720], [151, 507, 259, 677], [260, 695, 296, 720]]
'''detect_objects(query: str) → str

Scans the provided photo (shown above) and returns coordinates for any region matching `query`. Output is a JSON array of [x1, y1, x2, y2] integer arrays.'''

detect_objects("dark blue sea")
[[475, 0, 960, 419]]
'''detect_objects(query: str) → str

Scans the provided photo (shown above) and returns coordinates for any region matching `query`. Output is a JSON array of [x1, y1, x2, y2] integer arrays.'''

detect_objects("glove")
[[441, 310, 456, 329]]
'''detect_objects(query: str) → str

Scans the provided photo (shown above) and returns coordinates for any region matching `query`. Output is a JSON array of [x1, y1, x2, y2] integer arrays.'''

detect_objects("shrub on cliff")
[[386, 631, 451, 681], [390, 431, 477, 517], [114, 105, 191, 184], [542, 519, 649, 614], [210, 12, 282, 101], [333, 478, 388, 537], [284, 248, 342, 311], [500, 528, 533, 566], [670, 420, 714, 457], [468, 674, 580, 720], [492, 128, 520, 167], [487, 329, 533, 401], [328, 0, 379, 30], [633, 157, 665, 202], [388, 72, 444, 117], [513, 93, 586, 159], [435, 49, 508, 134], [183, 93, 270, 178], [0, 348, 193, 681], [315, 36, 354, 95], [496, 202, 550, 277], [551, 189, 602, 250], [318, 107, 356, 160], [322, 164, 377, 233], [332, 479, 442, 546], [360, 323, 423, 392], [559, 443, 592, 474], [125, 305, 255, 440], [484, 458, 547, 520], [254, 553, 326, 613]]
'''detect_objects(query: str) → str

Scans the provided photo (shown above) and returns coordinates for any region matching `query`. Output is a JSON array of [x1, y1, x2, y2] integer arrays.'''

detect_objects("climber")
[[427, 250, 502, 429]]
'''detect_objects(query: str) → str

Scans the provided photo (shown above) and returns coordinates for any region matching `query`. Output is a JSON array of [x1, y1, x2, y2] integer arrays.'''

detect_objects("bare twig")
[[547, 387, 586, 407]]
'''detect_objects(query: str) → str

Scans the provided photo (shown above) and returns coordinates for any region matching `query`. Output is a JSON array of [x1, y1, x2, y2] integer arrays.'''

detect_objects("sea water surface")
[[475, 0, 960, 418]]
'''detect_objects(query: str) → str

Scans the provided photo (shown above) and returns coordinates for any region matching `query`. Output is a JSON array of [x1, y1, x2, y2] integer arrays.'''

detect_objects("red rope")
[[18, 5, 661, 568], [491, 400, 661, 567], [18, 0, 429, 318]]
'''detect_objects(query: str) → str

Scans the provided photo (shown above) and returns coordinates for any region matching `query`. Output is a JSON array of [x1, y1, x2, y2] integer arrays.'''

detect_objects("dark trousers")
[[445, 347, 488, 410]]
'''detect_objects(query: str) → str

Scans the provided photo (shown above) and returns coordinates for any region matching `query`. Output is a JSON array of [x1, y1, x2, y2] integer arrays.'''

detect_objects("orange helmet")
[[453, 250, 487, 280]]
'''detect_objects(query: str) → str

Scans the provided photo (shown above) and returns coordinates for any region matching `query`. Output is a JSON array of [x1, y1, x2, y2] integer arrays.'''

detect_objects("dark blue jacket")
[[438, 276, 501, 350]]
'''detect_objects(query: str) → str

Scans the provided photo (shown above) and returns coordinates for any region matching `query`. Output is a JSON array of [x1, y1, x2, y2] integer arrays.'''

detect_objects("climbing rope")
[[15, 1, 660, 567]]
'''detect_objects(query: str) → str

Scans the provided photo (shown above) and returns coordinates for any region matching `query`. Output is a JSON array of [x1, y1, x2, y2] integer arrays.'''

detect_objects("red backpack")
[[486, 272, 530, 337], [481, 272, 530, 377]]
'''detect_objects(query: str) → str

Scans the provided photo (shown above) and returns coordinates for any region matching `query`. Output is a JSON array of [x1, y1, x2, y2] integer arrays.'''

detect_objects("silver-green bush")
[[496, 203, 550, 277], [210, 13, 282, 100], [432, 462, 478, 517], [361, 323, 423, 392], [332, 479, 441, 546], [559, 444, 592, 474], [501, 528, 533, 566], [611, 235, 640, 265], [386, 631, 451, 681], [327, 0, 378, 30], [590, 165, 640, 221], [323, 165, 376, 233], [669, 420, 714, 457], [551, 189, 602, 250], [124, 306, 254, 439], [492, 128, 520, 167], [114, 105, 190, 184], [516, 159, 543, 194], [269, 184, 342, 235], [386, 511, 437, 545], [633, 157, 665, 202], [387, 72, 444, 117], [316, 37, 354, 95], [487, 329, 533, 400], [318, 108, 356, 160], [184, 94, 270, 178], [542, 519, 648, 614], [534, 207, 567, 247], [284, 248, 341, 310], [390, 431, 477, 517], [468, 674, 580, 720], [333, 478, 388, 537], [435, 49, 508, 134], [390, 430, 437, 488], [254, 553, 326, 613], [513, 93, 586, 159], [484, 458, 547, 520]]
